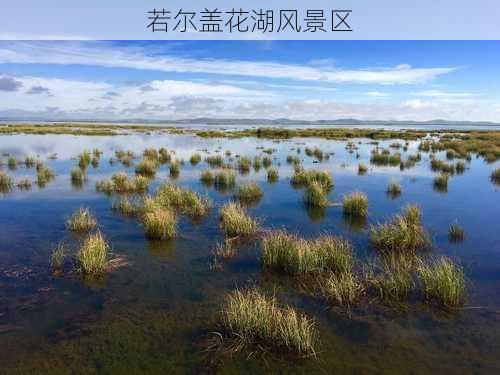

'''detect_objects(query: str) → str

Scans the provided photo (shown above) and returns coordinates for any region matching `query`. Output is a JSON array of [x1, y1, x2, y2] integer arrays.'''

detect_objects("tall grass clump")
[[169, 160, 181, 177], [238, 157, 252, 173], [262, 156, 272, 168], [418, 257, 466, 308], [50, 242, 66, 271], [206, 155, 224, 168], [433, 173, 449, 191], [142, 206, 177, 239], [386, 181, 402, 198], [342, 192, 368, 217], [303, 180, 329, 208], [24, 156, 36, 168], [455, 161, 466, 174], [368, 255, 415, 302], [77, 231, 108, 274], [267, 168, 279, 183], [66, 207, 98, 232], [261, 230, 353, 275], [200, 169, 215, 185], [222, 288, 316, 355], [370, 204, 430, 254], [135, 158, 158, 177], [112, 196, 139, 216], [219, 202, 259, 237], [291, 169, 333, 190], [16, 178, 32, 190], [358, 163, 368, 175], [0, 171, 14, 193], [71, 168, 87, 185], [78, 150, 92, 170], [236, 182, 263, 203], [37, 166, 55, 187], [155, 183, 212, 217], [7, 156, 17, 169], [214, 169, 236, 189], [322, 272, 362, 307], [158, 148, 171, 164], [190, 153, 201, 165]]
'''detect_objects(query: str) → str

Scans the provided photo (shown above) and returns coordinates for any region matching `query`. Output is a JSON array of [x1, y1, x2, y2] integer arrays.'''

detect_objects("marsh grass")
[[236, 182, 263, 203], [24, 156, 35, 168], [267, 168, 279, 183], [303, 181, 329, 208], [16, 178, 32, 190], [321, 272, 363, 307], [77, 231, 108, 274], [96, 173, 150, 194], [370, 204, 430, 254], [71, 168, 87, 185], [50, 242, 66, 271], [358, 163, 368, 175], [142, 206, 177, 239], [214, 169, 236, 190], [342, 192, 368, 217], [262, 156, 272, 168], [238, 157, 252, 173], [200, 169, 215, 186], [135, 158, 159, 177], [112, 196, 139, 216], [155, 183, 212, 217], [262, 230, 354, 275], [222, 288, 316, 355], [206, 155, 224, 168], [448, 222, 465, 242], [36, 166, 55, 187], [370, 151, 401, 166], [67, 207, 98, 232], [418, 257, 466, 308], [169, 160, 181, 177], [190, 153, 201, 165], [220, 202, 259, 237], [7, 156, 17, 169], [433, 173, 449, 192], [368, 255, 415, 302], [159, 148, 171, 164], [214, 239, 236, 259], [455, 161, 466, 174], [78, 150, 91, 170], [0, 171, 14, 193], [291, 169, 333, 190], [386, 182, 402, 198], [431, 159, 455, 174]]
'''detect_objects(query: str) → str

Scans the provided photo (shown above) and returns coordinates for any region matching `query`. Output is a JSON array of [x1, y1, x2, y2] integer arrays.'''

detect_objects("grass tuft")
[[303, 180, 329, 208], [236, 182, 263, 203], [267, 168, 279, 183], [77, 231, 108, 274], [142, 206, 177, 239], [66, 207, 98, 232], [219, 202, 259, 237], [342, 192, 368, 217]]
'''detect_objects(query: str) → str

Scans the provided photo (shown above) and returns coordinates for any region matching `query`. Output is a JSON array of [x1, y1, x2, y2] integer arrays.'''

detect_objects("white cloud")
[[0, 42, 455, 85], [365, 91, 389, 97], [412, 90, 477, 98]]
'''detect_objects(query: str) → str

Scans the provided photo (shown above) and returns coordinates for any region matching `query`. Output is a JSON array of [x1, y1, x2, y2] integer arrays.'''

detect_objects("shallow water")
[[1, 132, 499, 374]]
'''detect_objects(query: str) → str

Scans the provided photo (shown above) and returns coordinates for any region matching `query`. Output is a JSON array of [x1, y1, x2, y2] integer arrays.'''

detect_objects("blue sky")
[[1, 41, 500, 121]]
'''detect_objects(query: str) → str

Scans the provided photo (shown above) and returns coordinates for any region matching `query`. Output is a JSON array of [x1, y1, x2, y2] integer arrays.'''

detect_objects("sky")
[[1, 40, 500, 122]]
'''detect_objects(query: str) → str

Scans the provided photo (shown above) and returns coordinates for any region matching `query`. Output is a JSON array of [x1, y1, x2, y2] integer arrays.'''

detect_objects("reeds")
[[142, 206, 177, 240], [200, 169, 215, 185], [342, 192, 368, 217], [169, 160, 181, 177], [214, 169, 236, 189], [236, 182, 263, 203], [222, 288, 316, 355], [291, 169, 333, 190], [66, 207, 98, 232], [206, 155, 224, 168], [267, 168, 279, 183], [386, 182, 402, 198], [96, 173, 150, 194], [155, 183, 212, 217], [261, 230, 353, 275], [71, 168, 87, 185], [303, 180, 329, 207], [219, 202, 259, 237], [16, 178, 32, 190], [112, 196, 138, 216], [322, 272, 362, 307], [135, 158, 158, 177], [433, 173, 449, 191], [77, 231, 108, 274], [370, 204, 430, 254], [262, 156, 272, 168], [190, 153, 201, 165], [449, 222, 465, 242], [50, 242, 66, 271], [0, 171, 13, 193], [24, 156, 35, 168], [78, 150, 91, 170], [36, 166, 55, 187], [418, 257, 466, 308], [7, 156, 17, 169], [238, 157, 252, 173]]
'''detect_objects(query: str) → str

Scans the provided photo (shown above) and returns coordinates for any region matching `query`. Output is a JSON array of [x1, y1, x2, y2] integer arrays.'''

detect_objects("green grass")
[[267, 168, 279, 183], [206, 155, 224, 168], [77, 231, 109, 274], [291, 169, 333, 190], [386, 182, 402, 197], [370, 204, 430, 254], [143, 148, 159, 161], [66, 207, 98, 232], [155, 183, 212, 217], [303, 180, 329, 208], [112, 196, 139, 216], [135, 158, 158, 177], [142, 206, 177, 239], [78, 150, 91, 170], [0, 171, 14, 193], [455, 161, 466, 174], [238, 157, 252, 173], [200, 169, 215, 185], [236, 182, 263, 203], [24, 156, 35, 168], [261, 230, 353, 275], [369, 255, 414, 302], [262, 156, 272, 168], [219, 202, 259, 237], [7, 156, 17, 169], [36, 166, 55, 187], [50, 242, 66, 271], [370, 151, 401, 166], [214, 239, 236, 259], [322, 271, 362, 307], [433, 173, 449, 191], [358, 163, 368, 175], [169, 160, 181, 177], [222, 288, 316, 355], [190, 153, 201, 165], [449, 222, 465, 242], [342, 192, 368, 217], [159, 148, 171, 164], [96, 173, 151, 194], [431, 159, 455, 174], [71, 168, 87, 185], [214, 169, 236, 189], [418, 257, 466, 308]]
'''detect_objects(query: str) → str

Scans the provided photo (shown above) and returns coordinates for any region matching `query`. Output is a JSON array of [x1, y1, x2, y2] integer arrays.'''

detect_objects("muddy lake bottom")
[[0, 132, 500, 374]]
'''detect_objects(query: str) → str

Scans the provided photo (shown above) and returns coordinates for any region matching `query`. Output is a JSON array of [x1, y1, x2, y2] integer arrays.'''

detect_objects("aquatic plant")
[[158, 148, 171, 164], [449, 222, 465, 242], [155, 183, 212, 217], [433, 173, 449, 191], [112, 196, 138, 216], [431, 159, 455, 174], [261, 230, 353, 275], [78, 150, 92, 170], [418, 257, 466, 308], [219, 202, 259, 237], [267, 168, 279, 183], [370, 204, 430, 254], [142, 206, 177, 239], [7, 156, 17, 169], [190, 153, 201, 165], [222, 288, 316, 355], [169, 160, 181, 177], [490, 167, 500, 185], [291, 169, 333, 190], [16, 178, 32, 190], [214, 239, 236, 259], [386, 182, 402, 198], [236, 182, 263, 203], [303, 180, 329, 208], [238, 156, 252, 173], [262, 155, 272, 168], [369, 256, 414, 302], [77, 231, 108, 274], [370, 151, 401, 166], [200, 169, 215, 185], [0, 171, 14, 193], [342, 192, 368, 217], [143, 148, 159, 161], [70, 168, 87, 184], [66, 207, 98, 232], [214, 169, 236, 189], [206, 155, 224, 168], [36, 166, 55, 187], [50, 242, 66, 271], [322, 271, 362, 307], [24, 156, 36, 168], [358, 163, 368, 175], [455, 161, 466, 174], [135, 158, 158, 177]]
